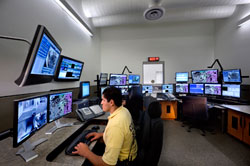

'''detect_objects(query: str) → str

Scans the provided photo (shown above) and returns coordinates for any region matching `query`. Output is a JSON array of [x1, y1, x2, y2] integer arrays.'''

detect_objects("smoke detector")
[[144, 6, 165, 20]]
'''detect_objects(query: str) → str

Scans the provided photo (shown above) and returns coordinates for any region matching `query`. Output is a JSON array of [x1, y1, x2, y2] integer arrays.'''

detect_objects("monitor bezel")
[[222, 84, 241, 98], [13, 94, 48, 147], [175, 83, 189, 94], [204, 83, 222, 96], [48, 91, 73, 123], [79, 81, 90, 99], [54, 55, 84, 81], [222, 69, 242, 84], [189, 83, 204, 95], [128, 74, 140, 85], [109, 73, 127, 86], [175, 72, 189, 83], [191, 69, 218, 84], [15, 25, 62, 86]]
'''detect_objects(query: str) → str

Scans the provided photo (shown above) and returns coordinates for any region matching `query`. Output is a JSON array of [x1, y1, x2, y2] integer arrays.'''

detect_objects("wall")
[[100, 21, 215, 83], [215, 4, 250, 84], [0, 0, 101, 97]]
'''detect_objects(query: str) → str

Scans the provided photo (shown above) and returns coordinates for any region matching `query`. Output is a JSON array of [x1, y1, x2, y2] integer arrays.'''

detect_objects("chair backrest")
[[182, 96, 208, 121], [137, 101, 163, 166]]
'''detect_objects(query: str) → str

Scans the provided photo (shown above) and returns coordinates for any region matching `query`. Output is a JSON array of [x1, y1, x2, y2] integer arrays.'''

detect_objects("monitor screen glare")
[[109, 74, 127, 85], [176, 84, 188, 93], [222, 84, 240, 98], [162, 84, 173, 94], [189, 84, 204, 94], [49, 92, 72, 122], [142, 85, 153, 94], [222, 69, 241, 83], [191, 69, 218, 83], [128, 75, 140, 84], [176, 72, 189, 82], [16, 96, 48, 144], [31, 33, 61, 75], [205, 84, 221, 95]]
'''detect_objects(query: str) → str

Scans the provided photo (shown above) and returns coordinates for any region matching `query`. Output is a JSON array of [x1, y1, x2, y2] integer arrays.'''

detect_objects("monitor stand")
[[45, 119, 73, 135], [16, 138, 48, 162]]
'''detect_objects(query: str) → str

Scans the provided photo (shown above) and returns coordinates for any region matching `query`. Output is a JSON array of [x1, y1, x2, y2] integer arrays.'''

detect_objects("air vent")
[[143, 6, 165, 21]]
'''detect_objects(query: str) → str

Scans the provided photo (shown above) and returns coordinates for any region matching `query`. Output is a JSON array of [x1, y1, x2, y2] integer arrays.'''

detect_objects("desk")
[[159, 100, 178, 120], [0, 117, 106, 165]]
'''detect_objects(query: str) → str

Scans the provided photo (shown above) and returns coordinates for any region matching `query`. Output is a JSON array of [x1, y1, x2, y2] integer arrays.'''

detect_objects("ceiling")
[[81, 0, 250, 27]]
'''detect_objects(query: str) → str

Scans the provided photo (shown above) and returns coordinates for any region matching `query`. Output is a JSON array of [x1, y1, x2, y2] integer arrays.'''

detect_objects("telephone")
[[76, 105, 104, 122]]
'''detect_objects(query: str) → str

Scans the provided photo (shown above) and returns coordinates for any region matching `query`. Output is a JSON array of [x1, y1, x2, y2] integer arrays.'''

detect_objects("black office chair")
[[136, 101, 163, 166], [181, 96, 210, 136]]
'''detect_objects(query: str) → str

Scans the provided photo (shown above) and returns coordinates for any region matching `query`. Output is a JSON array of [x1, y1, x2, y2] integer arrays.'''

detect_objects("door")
[[227, 109, 243, 140], [243, 115, 250, 145]]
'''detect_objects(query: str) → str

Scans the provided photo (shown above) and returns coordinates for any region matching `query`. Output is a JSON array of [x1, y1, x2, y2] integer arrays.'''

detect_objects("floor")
[[158, 120, 250, 166]]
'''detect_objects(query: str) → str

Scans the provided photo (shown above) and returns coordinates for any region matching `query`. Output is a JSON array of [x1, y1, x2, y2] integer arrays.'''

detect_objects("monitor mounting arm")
[[0, 35, 31, 45], [207, 59, 223, 71], [122, 66, 132, 74]]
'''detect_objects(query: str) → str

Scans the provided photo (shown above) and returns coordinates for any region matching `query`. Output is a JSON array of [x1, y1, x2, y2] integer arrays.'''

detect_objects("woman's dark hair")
[[103, 86, 122, 107]]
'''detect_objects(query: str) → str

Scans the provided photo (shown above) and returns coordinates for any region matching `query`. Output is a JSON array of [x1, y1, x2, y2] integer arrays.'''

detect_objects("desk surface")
[[0, 117, 106, 166], [220, 104, 250, 115]]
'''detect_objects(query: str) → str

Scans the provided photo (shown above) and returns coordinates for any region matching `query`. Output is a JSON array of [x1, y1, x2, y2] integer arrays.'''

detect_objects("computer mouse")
[[91, 125, 100, 130]]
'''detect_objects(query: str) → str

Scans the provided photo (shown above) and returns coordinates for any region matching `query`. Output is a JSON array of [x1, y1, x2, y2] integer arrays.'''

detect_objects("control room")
[[0, 0, 250, 166]]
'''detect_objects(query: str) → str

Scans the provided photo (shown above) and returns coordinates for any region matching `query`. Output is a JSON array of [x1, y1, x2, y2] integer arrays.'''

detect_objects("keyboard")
[[65, 129, 97, 155]]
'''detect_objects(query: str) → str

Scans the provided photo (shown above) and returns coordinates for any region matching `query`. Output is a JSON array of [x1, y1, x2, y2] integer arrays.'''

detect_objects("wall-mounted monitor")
[[175, 83, 189, 93], [162, 84, 173, 94], [176, 72, 189, 83], [189, 84, 204, 95], [48, 91, 72, 123], [191, 69, 218, 83], [204, 84, 221, 95], [128, 74, 140, 85], [109, 74, 127, 86], [13, 95, 48, 147], [15, 25, 62, 86], [79, 81, 90, 99], [54, 55, 84, 81], [222, 69, 242, 84], [142, 85, 153, 94], [100, 73, 108, 86], [222, 84, 240, 98]]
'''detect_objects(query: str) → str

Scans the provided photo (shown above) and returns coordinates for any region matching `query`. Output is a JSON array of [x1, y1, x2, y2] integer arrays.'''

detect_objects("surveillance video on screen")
[[142, 85, 153, 94], [205, 84, 221, 95], [109, 74, 127, 85], [192, 70, 218, 83], [176, 84, 188, 93], [162, 84, 173, 94], [223, 69, 241, 83]]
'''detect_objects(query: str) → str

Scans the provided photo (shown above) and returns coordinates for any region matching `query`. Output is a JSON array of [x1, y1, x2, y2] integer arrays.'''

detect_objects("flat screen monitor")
[[162, 84, 174, 94], [222, 69, 242, 83], [109, 74, 127, 86], [128, 74, 140, 85], [142, 85, 153, 94], [79, 81, 90, 99], [54, 55, 84, 81], [191, 69, 218, 83], [48, 91, 72, 122], [176, 72, 189, 83], [152, 85, 162, 93], [189, 84, 204, 94], [175, 83, 189, 93], [116, 85, 129, 96], [204, 84, 221, 95], [13, 95, 48, 147], [222, 84, 241, 98], [100, 73, 108, 86], [15, 25, 61, 86], [101, 86, 108, 96]]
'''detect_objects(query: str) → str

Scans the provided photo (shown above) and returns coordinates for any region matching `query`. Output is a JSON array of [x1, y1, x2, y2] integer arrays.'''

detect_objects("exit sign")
[[148, 57, 160, 62]]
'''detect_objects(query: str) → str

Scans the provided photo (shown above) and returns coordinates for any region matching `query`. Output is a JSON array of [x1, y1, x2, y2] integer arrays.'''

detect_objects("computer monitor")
[[222, 69, 242, 83], [48, 91, 73, 122], [116, 85, 129, 96], [175, 83, 189, 93], [100, 73, 108, 86], [109, 74, 127, 86], [204, 84, 221, 95], [191, 69, 218, 83], [176, 72, 189, 83], [79, 81, 90, 99], [100, 86, 108, 96], [13, 95, 48, 147], [128, 74, 140, 85], [15, 25, 62, 86], [189, 84, 204, 95], [152, 85, 162, 93], [142, 85, 153, 94], [54, 55, 84, 81], [222, 84, 241, 98], [162, 84, 174, 94]]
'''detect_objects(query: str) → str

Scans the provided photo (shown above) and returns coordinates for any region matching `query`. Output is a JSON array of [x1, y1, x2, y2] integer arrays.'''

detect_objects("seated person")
[[73, 87, 138, 166]]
